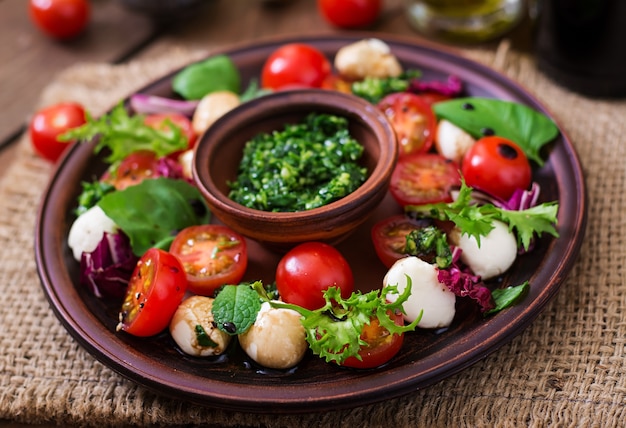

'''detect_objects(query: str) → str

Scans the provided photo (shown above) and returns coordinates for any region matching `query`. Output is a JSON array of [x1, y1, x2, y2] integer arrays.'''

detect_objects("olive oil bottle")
[[405, 0, 524, 43]]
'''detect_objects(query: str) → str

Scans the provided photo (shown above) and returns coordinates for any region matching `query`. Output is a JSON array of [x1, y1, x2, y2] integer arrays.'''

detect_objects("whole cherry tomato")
[[169, 225, 248, 297], [461, 136, 532, 201], [117, 248, 188, 337], [275, 242, 354, 310], [378, 92, 437, 157], [261, 44, 332, 90], [341, 310, 405, 369], [318, 0, 382, 29], [29, 0, 90, 40], [389, 153, 461, 207], [29, 102, 86, 162]]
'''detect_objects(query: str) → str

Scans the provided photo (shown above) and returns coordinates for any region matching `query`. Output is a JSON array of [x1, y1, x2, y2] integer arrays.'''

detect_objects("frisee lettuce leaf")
[[405, 179, 559, 251], [253, 278, 421, 365], [97, 177, 210, 256], [58, 102, 188, 167]]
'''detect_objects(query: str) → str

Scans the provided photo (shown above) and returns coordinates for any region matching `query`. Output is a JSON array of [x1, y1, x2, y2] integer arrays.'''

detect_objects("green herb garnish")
[[406, 179, 559, 251], [195, 325, 219, 348], [351, 70, 422, 104], [403, 226, 452, 268], [212, 283, 263, 335]]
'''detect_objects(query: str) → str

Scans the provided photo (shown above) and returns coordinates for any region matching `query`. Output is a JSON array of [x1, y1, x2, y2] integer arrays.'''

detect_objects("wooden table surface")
[[0, 0, 535, 176]]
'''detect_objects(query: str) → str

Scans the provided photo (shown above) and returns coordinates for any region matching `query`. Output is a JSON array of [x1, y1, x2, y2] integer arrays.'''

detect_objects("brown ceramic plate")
[[35, 34, 586, 414]]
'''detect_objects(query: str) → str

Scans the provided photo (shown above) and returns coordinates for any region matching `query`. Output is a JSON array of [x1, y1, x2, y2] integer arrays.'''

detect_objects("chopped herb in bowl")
[[227, 113, 368, 212]]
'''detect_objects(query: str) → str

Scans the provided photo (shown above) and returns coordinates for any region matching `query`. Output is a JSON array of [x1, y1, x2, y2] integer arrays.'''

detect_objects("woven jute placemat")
[[0, 41, 623, 427]]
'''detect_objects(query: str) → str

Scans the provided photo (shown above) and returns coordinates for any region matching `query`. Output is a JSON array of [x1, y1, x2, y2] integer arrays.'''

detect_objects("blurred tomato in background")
[[29, 0, 90, 40], [318, 0, 381, 29]]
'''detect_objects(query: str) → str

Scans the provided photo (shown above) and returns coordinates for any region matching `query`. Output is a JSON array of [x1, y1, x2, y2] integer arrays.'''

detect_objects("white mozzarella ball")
[[384, 256, 456, 329], [178, 149, 194, 180], [450, 220, 518, 280], [192, 90, 241, 135], [67, 205, 118, 261], [334, 38, 403, 81], [435, 119, 476, 163], [238, 301, 307, 370], [169, 296, 231, 357]]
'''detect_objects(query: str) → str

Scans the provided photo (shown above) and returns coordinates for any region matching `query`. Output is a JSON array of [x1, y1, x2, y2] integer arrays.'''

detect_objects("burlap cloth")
[[0, 40, 622, 427]]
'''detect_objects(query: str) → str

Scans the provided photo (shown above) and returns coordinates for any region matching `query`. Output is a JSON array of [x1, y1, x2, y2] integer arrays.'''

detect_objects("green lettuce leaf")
[[97, 177, 210, 256]]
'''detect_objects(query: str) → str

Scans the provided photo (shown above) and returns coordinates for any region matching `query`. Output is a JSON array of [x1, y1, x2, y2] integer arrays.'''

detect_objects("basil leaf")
[[212, 283, 263, 335], [433, 97, 560, 165], [172, 55, 241, 100], [97, 178, 211, 256], [485, 281, 529, 316]]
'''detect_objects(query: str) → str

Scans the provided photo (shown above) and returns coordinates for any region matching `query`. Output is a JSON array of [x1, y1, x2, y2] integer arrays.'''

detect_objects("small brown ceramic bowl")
[[192, 89, 398, 250]]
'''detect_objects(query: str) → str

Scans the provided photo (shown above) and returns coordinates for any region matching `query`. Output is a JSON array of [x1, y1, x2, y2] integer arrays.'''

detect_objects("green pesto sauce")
[[228, 113, 367, 212]]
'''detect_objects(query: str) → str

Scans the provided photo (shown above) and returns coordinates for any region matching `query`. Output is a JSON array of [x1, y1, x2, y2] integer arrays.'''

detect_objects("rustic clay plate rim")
[[34, 33, 587, 414]]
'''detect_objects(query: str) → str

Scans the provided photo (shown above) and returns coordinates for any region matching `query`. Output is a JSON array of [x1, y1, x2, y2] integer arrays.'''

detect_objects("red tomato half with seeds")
[[318, 0, 382, 29], [117, 248, 187, 337], [378, 92, 436, 157], [29, 0, 90, 40], [276, 242, 354, 310], [261, 44, 332, 90], [169, 225, 248, 296], [341, 310, 405, 369], [461, 136, 531, 201], [389, 153, 461, 207], [29, 102, 86, 162]]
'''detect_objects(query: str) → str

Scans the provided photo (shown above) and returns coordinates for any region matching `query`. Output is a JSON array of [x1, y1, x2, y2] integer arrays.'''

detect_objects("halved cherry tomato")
[[317, 0, 381, 29], [276, 242, 354, 310], [102, 151, 160, 190], [117, 248, 187, 337], [462, 136, 531, 201], [378, 92, 436, 157], [371, 215, 435, 268], [144, 113, 197, 152], [29, 102, 86, 162], [342, 310, 405, 369], [389, 153, 461, 207], [169, 225, 248, 296], [261, 44, 332, 90], [29, 0, 90, 40]]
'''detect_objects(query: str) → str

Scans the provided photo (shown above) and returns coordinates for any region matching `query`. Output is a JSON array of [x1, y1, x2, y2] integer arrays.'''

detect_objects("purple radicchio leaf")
[[80, 232, 138, 299], [129, 93, 199, 117], [154, 156, 192, 184], [409, 75, 464, 97], [437, 247, 495, 312]]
